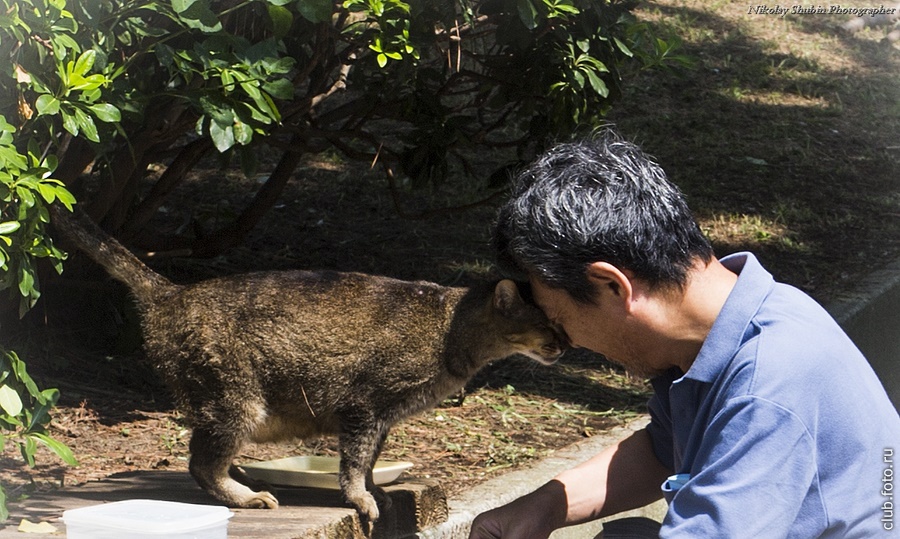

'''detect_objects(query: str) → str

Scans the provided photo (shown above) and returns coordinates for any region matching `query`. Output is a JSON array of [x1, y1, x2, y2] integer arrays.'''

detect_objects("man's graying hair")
[[493, 129, 714, 303]]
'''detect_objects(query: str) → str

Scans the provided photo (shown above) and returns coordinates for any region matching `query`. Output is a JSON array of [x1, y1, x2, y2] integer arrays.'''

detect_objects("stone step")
[[0, 470, 448, 538]]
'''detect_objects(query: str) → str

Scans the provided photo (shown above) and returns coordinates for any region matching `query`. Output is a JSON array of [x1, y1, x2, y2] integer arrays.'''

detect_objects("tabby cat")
[[51, 205, 566, 524]]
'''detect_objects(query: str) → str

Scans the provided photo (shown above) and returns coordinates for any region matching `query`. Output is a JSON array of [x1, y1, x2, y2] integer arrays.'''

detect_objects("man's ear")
[[585, 262, 634, 306]]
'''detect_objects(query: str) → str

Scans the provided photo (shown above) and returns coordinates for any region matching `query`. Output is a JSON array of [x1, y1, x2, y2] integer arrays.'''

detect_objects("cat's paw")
[[242, 490, 279, 509], [208, 476, 280, 509], [353, 492, 380, 523]]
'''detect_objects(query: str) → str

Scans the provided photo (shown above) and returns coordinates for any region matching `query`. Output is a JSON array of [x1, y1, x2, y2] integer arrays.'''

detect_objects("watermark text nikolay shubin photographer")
[[747, 4, 898, 18]]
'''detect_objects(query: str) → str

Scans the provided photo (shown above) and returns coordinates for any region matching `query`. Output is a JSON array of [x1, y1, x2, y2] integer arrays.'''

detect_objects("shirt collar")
[[680, 252, 775, 383]]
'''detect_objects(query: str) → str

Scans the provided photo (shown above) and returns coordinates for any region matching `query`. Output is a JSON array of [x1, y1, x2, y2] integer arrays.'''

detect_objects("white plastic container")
[[62, 499, 233, 539]]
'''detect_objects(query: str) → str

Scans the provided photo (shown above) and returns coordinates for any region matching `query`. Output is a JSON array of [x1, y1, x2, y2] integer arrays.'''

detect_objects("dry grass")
[[608, 0, 900, 298]]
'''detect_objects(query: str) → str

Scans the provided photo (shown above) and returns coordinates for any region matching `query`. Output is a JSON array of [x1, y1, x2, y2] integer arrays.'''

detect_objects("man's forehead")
[[526, 276, 564, 310]]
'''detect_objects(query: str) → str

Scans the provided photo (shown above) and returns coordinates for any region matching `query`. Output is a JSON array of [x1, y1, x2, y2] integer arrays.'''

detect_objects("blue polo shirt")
[[647, 252, 900, 537]]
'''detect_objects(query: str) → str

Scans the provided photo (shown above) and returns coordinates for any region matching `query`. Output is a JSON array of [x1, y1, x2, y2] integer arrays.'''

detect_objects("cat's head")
[[487, 279, 569, 365]]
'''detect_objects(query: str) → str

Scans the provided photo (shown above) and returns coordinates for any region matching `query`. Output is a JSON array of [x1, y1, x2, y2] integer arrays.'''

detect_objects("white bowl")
[[239, 456, 413, 489]]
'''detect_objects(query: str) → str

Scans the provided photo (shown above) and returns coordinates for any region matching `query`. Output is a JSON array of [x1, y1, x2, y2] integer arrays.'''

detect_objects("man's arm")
[[468, 428, 670, 539]]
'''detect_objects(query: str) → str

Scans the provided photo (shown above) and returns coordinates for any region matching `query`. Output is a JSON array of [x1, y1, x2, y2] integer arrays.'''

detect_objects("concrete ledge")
[[0, 420, 657, 539], [826, 255, 900, 408], [825, 255, 900, 326], [0, 471, 448, 538]]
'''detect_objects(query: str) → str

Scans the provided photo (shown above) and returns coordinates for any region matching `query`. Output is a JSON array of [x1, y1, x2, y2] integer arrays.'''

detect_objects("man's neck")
[[645, 258, 739, 374]]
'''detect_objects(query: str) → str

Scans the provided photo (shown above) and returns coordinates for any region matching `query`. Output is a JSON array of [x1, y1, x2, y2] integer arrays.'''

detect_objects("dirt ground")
[[1, 0, 898, 521]]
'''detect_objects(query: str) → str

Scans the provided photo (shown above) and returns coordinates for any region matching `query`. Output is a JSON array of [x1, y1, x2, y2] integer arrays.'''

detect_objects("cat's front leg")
[[338, 421, 390, 526]]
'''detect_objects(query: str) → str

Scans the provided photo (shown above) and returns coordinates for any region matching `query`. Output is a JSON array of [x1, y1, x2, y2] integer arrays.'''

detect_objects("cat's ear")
[[493, 280, 523, 313]]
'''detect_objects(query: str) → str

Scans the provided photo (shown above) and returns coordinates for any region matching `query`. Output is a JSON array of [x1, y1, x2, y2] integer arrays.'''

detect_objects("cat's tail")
[[49, 203, 178, 306]]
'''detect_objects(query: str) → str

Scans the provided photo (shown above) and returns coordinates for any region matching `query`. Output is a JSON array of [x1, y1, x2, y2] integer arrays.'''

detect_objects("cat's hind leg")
[[188, 427, 279, 509]]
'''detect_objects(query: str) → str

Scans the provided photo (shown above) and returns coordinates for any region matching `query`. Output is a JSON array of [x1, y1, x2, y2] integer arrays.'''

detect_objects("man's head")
[[494, 128, 714, 304]]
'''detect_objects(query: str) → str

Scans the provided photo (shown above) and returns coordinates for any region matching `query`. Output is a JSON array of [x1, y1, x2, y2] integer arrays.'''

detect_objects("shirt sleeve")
[[661, 395, 822, 538]]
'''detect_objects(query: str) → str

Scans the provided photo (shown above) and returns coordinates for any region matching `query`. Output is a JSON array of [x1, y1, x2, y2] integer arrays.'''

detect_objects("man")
[[469, 129, 900, 538]]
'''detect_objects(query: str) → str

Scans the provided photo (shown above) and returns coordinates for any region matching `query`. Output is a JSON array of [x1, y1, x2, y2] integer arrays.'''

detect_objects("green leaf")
[[88, 103, 121, 123], [35, 95, 60, 116], [12, 351, 39, 400], [16, 186, 35, 210], [262, 79, 294, 100], [0, 222, 20, 235], [266, 4, 293, 38], [28, 389, 59, 429], [53, 186, 76, 210], [209, 121, 235, 152], [585, 70, 608, 97], [19, 292, 38, 319], [72, 49, 96, 77], [172, 0, 222, 32], [240, 81, 262, 100], [613, 37, 633, 58], [0, 115, 15, 132], [15, 176, 39, 190], [31, 432, 79, 466], [37, 183, 58, 204], [268, 57, 294, 75], [21, 435, 37, 466], [199, 97, 235, 126], [260, 93, 280, 122], [73, 108, 99, 142], [571, 70, 584, 89], [233, 121, 252, 145], [17, 265, 35, 298], [1, 413, 23, 429], [517, 0, 538, 30], [0, 147, 27, 173], [296, 0, 332, 23], [61, 110, 79, 136], [0, 385, 23, 417], [69, 73, 106, 91], [171, 0, 196, 14], [43, 155, 59, 174]]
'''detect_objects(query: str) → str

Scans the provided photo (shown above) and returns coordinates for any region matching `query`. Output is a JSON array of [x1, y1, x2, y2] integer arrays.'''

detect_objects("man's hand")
[[468, 481, 567, 539]]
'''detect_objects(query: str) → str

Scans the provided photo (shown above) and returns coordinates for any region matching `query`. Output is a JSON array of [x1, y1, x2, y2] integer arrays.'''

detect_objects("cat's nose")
[[540, 343, 565, 363]]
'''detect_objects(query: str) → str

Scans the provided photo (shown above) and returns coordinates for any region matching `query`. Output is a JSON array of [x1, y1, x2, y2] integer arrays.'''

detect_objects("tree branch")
[[120, 138, 213, 241], [188, 135, 306, 257]]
